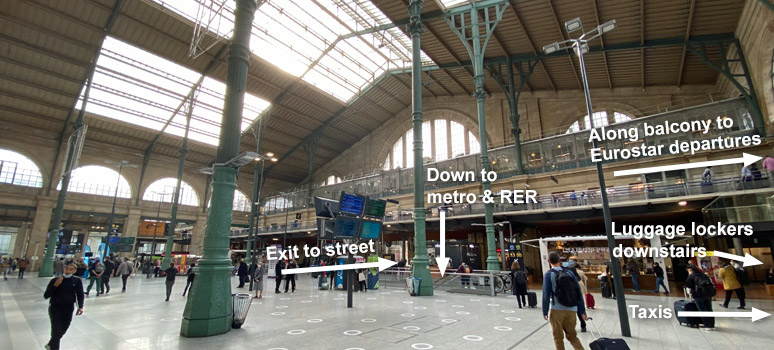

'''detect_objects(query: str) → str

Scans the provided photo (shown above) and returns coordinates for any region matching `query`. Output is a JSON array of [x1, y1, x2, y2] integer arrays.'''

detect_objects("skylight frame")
[[149, 0, 436, 102], [80, 36, 270, 147]]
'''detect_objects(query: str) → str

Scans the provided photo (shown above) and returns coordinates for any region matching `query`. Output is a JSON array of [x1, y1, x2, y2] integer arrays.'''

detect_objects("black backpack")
[[550, 268, 581, 307], [694, 274, 716, 298], [735, 267, 749, 285], [513, 270, 527, 285]]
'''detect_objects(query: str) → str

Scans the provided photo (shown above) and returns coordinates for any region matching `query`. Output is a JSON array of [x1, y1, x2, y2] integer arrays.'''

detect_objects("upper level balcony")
[[260, 97, 755, 217]]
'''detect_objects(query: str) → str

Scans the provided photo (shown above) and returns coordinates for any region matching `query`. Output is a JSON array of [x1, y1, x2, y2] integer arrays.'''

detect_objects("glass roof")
[[80, 36, 270, 146], [435, 0, 470, 10], [152, 0, 435, 102]]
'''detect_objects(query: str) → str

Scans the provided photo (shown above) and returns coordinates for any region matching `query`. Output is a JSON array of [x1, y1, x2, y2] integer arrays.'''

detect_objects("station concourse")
[[1, 1, 774, 349]]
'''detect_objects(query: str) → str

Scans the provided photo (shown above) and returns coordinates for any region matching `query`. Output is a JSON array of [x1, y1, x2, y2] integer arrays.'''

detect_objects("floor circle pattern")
[[494, 326, 513, 331], [307, 319, 323, 323], [403, 326, 421, 331], [411, 344, 433, 350], [343, 330, 362, 336], [463, 335, 484, 341], [287, 330, 305, 335]]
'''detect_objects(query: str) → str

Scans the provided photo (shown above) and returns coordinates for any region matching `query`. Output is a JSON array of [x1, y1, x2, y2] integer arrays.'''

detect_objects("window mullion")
[[446, 119, 452, 159]]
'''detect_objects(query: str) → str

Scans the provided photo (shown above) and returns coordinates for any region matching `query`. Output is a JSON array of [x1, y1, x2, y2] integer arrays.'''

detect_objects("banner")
[[138, 221, 165, 237]]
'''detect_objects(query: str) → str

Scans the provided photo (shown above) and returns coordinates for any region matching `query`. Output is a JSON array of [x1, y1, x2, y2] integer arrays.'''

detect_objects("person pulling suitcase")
[[587, 318, 630, 350]]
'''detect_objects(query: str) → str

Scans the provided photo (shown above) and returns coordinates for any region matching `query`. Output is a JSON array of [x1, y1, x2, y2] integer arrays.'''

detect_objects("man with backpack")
[[542, 252, 587, 350], [685, 264, 716, 331], [718, 260, 746, 310], [114, 258, 133, 292], [101, 258, 115, 295], [85, 258, 104, 296]]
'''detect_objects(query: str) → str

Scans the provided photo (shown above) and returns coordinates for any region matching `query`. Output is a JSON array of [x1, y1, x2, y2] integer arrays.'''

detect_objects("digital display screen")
[[360, 221, 381, 240], [339, 192, 365, 216], [334, 216, 361, 239], [363, 199, 386, 218], [108, 236, 120, 244]]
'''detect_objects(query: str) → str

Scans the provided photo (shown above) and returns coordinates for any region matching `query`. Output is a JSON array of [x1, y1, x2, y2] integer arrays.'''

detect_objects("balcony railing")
[[260, 98, 754, 215], [235, 173, 773, 237]]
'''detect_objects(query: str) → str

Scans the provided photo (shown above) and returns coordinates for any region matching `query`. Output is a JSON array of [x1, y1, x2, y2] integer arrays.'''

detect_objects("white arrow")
[[435, 210, 450, 277], [678, 307, 770, 322], [614, 153, 761, 177], [280, 257, 397, 276], [713, 250, 763, 267]]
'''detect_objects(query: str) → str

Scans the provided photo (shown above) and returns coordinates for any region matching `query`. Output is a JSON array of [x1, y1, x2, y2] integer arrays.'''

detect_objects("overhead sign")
[[138, 221, 165, 237]]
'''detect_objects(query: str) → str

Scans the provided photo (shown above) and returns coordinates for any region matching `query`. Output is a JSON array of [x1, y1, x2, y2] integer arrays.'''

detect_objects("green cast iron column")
[[162, 97, 193, 269], [40, 0, 125, 277], [407, 0, 432, 296], [39, 120, 84, 277], [446, 1, 507, 272], [471, 9, 499, 272], [248, 116, 265, 291], [506, 62, 524, 174], [181, 0, 257, 337]]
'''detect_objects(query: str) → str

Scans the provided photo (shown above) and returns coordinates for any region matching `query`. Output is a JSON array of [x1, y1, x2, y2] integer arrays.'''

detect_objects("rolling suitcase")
[[674, 300, 701, 327], [527, 291, 538, 308], [600, 280, 612, 299], [588, 318, 630, 350], [406, 277, 417, 296], [585, 293, 595, 309]]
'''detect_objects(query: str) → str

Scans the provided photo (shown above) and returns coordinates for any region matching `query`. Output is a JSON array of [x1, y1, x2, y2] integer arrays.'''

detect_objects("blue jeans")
[[655, 277, 669, 293], [631, 274, 640, 291]]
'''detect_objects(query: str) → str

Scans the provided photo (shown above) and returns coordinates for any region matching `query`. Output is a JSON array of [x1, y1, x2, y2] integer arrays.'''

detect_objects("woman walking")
[[510, 261, 529, 308], [253, 257, 267, 299]]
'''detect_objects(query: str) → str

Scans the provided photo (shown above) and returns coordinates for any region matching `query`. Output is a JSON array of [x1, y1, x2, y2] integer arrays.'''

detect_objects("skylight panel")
[[436, 0, 471, 10], [81, 36, 269, 147], [151, 0, 436, 102]]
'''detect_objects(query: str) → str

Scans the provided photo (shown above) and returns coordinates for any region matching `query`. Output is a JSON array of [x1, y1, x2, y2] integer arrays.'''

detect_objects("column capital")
[[474, 87, 487, 101], [406, 0, 425, 35]]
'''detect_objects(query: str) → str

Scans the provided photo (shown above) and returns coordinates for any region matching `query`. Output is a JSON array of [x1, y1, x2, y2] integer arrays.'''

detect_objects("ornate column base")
[[180, 166, 235, 337]]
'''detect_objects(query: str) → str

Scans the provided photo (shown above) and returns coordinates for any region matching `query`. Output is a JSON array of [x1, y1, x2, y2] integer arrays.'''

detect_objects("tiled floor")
[[1, 274, 773, 350]]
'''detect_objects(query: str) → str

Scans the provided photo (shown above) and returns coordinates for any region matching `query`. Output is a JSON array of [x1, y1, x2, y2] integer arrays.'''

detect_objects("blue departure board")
[[339, 192, 365, 216], [334, 216, 362, 239]]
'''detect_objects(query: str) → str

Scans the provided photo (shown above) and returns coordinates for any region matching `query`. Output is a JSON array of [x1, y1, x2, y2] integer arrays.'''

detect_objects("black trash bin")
[[231, 293, 252, 329]]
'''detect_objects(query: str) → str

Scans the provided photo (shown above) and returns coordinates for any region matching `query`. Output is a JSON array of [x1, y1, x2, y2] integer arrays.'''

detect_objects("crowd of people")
[[8, 249, 770, 350], [0, 256, 28, 279]]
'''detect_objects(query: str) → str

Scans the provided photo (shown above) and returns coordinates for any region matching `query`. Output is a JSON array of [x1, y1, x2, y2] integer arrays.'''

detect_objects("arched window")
[[384, 119, 480, 170], [565, 110, 635, 134], [58, 165, 131, 197], [613, 112, 632, 124], [323, 175, 341, 186], [262, 196, 293, 214], [0, 149, 43, 188], [233, 190, 251, 212], [205, 190, 252, 212], [143, 178, 199, 206]]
